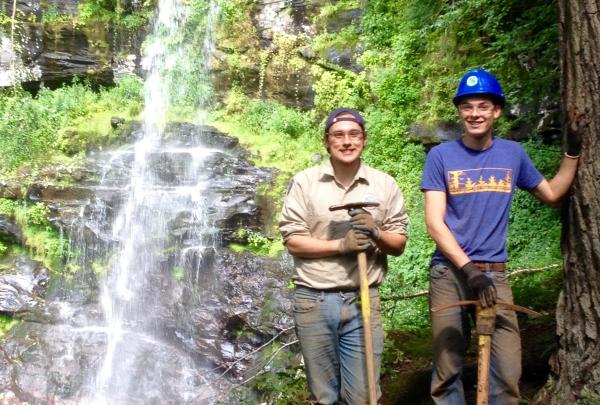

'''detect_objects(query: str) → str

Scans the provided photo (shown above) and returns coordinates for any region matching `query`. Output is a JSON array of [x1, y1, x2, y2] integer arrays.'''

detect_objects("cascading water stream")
[[88, 0, 221, 402], [0, 0, 290, 401]]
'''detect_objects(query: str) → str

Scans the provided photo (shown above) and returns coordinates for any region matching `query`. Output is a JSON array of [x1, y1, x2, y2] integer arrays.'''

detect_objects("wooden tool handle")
[[358, 251, 377, 405], [477, 334, 492, 405]]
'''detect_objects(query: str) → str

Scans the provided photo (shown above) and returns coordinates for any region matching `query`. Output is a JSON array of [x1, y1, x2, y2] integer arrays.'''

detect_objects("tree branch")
[[382, 263, 561, 302], [236, 339, 299, 387], [214, 325, 295, 377]]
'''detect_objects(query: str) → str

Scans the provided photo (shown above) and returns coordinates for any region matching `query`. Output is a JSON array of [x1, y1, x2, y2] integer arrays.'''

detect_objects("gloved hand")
[[339, 229, 372, 254], [349, 208, 380, 240], [565, 106, 589, 157], [461, 262, 497, 308]]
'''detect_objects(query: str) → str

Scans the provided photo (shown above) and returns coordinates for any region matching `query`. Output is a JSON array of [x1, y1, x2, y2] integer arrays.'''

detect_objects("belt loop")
[[320, 290, 325, 302]]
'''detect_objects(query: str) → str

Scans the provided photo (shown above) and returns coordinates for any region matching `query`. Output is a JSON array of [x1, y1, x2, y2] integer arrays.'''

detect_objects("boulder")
[[0, 256, 49, 317], [0, 215, 24, 245]]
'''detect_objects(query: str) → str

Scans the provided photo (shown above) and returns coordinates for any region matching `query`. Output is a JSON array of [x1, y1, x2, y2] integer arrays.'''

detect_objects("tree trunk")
[[533, 1, 600, 403]]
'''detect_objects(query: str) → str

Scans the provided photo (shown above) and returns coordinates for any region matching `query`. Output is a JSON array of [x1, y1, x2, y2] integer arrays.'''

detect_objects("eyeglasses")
[[458, 103, 495, 115], [328, 130, 364, 141]]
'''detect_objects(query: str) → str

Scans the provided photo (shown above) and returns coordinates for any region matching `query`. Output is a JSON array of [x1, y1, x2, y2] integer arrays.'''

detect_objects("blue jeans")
[[429, 262, 521, 405], [293, 286, 384, 405]]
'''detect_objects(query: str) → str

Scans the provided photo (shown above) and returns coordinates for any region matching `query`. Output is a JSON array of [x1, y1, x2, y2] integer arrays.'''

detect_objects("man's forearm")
[[548, 156, 579, 200], [426, 221, 470, 268], [532, 156, 578, 206], [424, 190, 471, 268], [285, 235, 342, 258], [374, 231, 407, 256]]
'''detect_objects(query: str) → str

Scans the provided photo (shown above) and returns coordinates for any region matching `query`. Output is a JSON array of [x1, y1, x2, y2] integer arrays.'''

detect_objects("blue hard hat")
[[453, 69, 505, 107]]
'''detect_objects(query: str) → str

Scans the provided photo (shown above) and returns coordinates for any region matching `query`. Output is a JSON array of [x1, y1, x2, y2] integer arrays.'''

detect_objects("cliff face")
[[210, 0, 364, 110], [0, 0, 146, 90]]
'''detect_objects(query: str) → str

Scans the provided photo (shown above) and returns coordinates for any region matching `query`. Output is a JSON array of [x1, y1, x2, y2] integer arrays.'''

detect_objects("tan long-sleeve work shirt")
[[279, 159, 409, 290]]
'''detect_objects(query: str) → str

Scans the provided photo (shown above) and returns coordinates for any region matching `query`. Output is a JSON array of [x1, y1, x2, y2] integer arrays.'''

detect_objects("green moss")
[[0, 314, 19, 337], [10, 202, 67, 271], [91, 260, 107, 277], [172, 266, 185, 280], [228, 243, 246, 254]]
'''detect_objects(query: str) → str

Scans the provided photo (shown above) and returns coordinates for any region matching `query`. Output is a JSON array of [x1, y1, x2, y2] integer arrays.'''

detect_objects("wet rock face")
[[0, 215, 24, 244], [0, 256, 49, 316], [212, 1, 363, 110], [0, 124, 295, 403], [0, 0, 145, 89]]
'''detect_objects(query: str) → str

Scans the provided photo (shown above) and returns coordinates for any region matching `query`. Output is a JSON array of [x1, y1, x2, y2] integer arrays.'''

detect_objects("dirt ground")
[[380, 316, 556, 404]]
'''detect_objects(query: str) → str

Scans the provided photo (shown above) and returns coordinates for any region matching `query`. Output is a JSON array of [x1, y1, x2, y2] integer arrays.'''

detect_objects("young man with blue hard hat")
[[421, 68, 585, 404], [280, 108, 409, 404]]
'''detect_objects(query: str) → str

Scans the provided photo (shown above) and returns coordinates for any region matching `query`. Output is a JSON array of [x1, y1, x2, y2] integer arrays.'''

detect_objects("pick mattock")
[[330, 201, 380, 405], [432, 300, 542, 405]]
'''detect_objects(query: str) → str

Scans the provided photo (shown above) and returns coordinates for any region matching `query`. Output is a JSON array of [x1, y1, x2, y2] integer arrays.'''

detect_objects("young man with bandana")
[[279, 108, 409, 404]]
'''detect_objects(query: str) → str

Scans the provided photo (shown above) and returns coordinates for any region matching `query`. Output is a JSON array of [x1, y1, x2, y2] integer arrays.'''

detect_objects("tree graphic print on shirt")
[[448, 168, 512, 195]]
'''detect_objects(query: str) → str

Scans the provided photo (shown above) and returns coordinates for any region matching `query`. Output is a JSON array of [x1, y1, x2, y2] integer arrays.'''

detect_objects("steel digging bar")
[[330, 201, 380, 405], [431, 300, 542, 405]]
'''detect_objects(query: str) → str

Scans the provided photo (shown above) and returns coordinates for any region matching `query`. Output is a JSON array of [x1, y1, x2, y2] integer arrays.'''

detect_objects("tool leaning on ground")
[[431, 300, 542, 405], [329, 201, 380, 405]]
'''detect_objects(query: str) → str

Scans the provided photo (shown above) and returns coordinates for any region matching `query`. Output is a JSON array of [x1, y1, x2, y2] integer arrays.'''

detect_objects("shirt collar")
[[319, 159, 369, 185]]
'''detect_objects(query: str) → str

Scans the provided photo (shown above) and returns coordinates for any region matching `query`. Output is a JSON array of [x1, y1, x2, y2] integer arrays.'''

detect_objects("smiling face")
[[324, 115, 366, 166], [457, 96, 502, 141]]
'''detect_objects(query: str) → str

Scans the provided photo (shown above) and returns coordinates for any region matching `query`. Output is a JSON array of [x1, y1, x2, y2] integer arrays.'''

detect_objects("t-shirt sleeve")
[[279, 177, 311, 242], [421, 147, 447, 192], [381, 180, 409, 236], [516, 146, 544, 190]]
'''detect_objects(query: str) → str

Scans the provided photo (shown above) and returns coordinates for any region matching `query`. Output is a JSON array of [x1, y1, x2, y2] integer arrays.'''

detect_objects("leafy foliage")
[[0, 199, 68, 270], [0, 77, 143, 174], [77, 0, 156, 30], [230, 229, 284, 257], [41, 5, 71, 24], [214, 0, 564, 331]]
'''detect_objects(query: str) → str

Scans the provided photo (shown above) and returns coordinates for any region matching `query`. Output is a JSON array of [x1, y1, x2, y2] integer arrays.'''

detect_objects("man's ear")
[[493, 106, 502, 119], [323, 135, 331, 154]]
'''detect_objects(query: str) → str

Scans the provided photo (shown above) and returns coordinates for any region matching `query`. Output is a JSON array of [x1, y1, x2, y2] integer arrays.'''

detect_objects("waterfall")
[[87, 0, 221, 402]]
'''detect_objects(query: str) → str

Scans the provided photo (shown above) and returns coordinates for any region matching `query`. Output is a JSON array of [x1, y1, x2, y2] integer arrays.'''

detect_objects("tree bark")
[[534, 1, 600, 403]]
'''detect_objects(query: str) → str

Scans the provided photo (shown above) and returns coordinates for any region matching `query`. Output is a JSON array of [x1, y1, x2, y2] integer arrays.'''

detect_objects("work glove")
[[462, 262, 497, 308], [339, 229, 372, 254], [565, 106, 589, 157], [349, 208, 380, 240]]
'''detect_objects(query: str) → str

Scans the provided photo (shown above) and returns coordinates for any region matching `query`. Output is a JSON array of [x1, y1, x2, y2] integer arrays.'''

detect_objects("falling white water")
[[87, 0, 221, 403]]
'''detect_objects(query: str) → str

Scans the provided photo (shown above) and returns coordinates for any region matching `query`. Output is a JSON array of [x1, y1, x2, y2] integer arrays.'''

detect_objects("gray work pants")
[[429, 262, 521, 405]]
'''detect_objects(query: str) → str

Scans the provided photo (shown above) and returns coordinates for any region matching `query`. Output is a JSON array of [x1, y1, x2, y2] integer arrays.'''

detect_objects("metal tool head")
[[329, 201, 380, 212]]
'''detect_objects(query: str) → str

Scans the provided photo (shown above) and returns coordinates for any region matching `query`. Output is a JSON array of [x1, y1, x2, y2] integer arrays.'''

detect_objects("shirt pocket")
[[306, 209, 349, 240]]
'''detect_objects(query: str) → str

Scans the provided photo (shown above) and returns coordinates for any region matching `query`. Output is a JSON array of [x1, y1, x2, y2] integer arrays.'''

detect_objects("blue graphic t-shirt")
[[421, 137, 544, 263]]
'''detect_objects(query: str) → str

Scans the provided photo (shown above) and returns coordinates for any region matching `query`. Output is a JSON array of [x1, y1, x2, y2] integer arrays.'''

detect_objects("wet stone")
[[0, 123, 295, 402]]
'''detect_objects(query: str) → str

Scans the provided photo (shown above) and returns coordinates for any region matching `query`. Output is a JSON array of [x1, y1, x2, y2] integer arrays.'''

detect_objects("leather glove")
[[565, 106, 589, 157], [339, 229, 372, 254], [462, 262, 497, 308], [349, 208, 380, 240]]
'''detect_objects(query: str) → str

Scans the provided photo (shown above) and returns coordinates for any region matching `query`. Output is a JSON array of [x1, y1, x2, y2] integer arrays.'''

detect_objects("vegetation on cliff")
[[210, 0, 563, 330], [0, 0, 569, 401]]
